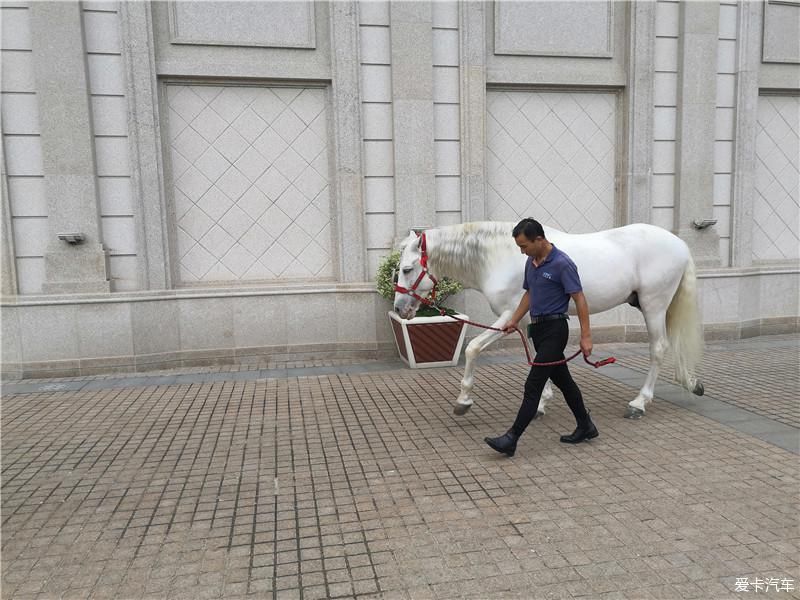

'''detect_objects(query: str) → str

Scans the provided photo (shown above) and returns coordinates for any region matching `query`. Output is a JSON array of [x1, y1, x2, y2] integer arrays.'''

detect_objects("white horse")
[[393, 221, 704, 419]]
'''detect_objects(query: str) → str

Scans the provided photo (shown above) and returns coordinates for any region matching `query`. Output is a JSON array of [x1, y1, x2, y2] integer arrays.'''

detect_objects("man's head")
[[512, 218, 548, 258]]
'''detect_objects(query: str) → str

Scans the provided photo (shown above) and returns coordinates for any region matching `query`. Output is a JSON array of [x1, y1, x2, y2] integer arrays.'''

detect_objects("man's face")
[[514, 233, 544, 257]]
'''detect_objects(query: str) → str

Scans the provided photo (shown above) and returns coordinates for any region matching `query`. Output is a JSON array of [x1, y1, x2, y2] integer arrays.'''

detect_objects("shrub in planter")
[[376, 251, 468, 368]]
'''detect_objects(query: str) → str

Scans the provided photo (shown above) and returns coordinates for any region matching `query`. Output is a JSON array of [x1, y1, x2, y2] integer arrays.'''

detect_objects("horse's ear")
[[409, 230, 422, 247]]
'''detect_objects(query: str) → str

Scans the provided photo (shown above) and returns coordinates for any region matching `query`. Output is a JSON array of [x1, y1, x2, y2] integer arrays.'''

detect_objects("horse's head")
[[393, 230, 436, 319]]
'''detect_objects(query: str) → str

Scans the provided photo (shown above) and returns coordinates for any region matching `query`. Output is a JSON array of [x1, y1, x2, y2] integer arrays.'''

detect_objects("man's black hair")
[[512, 218, 545, 240]]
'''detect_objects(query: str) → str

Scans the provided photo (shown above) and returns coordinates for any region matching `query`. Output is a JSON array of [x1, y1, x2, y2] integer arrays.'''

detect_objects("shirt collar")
[[533, 244, 558, 268]]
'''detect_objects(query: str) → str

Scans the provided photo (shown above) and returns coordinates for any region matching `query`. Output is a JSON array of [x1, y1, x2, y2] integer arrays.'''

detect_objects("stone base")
[[42, 246, 110, 294]]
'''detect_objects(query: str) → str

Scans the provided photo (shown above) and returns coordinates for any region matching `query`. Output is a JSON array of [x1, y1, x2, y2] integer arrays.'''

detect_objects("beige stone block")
[[77, 303, 133, 358], [0, 51, 35, 92], [178, 298, 235, 351], [431, 1, 458, 29], [3, 136, 43, 176], [654, 37, 678, 72], [1, 93, 39, 134], [232, 296, 288, 349], [359, 25, 390, 64], [360, 65, 392, 102], [83, 10, 121, 54], [364, 177, 394, 213], [655, 1, 680, 37], [19, 306, 79, 362], [91, 96, 128, 136], [1, 4, 32, 50], [101, 216, 137, 255], [14, 257, 45, 295], [432, 29, 458, 67], [131, 301, 180, 356], [7, 176, 47, 216], [87, 54, 125, 95], [359, 0, 389, 25], [12, 217, 48, 256]]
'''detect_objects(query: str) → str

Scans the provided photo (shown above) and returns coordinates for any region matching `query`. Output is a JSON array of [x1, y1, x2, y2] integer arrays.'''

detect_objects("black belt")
[[529, 313, 569, 325]]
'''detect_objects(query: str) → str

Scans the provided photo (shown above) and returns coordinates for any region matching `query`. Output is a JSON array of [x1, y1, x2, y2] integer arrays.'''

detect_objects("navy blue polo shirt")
[[523, 245, 583, 317]]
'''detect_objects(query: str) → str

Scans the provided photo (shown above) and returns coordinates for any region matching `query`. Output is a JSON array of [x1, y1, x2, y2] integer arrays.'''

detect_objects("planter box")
[[388, 310, 469, 369]]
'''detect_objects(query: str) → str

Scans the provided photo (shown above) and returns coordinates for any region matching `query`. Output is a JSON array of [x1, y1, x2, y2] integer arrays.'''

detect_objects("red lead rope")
[[442, 311, 616, 368]]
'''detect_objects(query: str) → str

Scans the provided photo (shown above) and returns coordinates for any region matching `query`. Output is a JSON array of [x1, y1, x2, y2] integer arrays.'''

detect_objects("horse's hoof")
[[693, 381, 704, 396], [624, 406, 644, 420], [453, 403, 472, 416]]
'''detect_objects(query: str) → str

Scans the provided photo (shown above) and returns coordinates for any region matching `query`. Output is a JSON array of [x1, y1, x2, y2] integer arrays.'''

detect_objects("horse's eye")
[[402, 267, 413, 274]]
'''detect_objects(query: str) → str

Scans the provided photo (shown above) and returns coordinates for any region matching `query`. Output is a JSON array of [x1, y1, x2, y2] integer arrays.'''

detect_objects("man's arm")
[[502, 290, 530, 334], [571, 291, 592, 356]]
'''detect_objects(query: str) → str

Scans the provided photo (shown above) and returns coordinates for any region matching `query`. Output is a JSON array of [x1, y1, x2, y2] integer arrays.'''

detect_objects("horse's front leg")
[[454, 310, 513, 415]]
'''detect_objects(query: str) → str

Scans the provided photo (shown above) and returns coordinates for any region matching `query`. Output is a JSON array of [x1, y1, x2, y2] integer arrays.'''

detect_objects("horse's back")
[[546, 224, 691, 313], [459, 221, 691, 315]]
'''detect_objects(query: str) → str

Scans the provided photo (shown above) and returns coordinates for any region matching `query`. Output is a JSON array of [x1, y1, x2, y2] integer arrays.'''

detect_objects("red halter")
[[393, 232, 439, 305]]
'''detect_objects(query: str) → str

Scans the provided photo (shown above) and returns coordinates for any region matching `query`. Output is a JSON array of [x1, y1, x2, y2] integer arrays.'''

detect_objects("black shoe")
[[484, 430, 519, 456], [560, 411, 599, 444]]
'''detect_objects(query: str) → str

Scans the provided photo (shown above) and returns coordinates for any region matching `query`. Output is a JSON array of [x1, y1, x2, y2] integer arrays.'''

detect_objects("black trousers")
[[511, 318, 588, 436]]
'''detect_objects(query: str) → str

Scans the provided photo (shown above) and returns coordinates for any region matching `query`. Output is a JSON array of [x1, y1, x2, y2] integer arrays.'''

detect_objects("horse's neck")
[[425, 226, 510, 289]]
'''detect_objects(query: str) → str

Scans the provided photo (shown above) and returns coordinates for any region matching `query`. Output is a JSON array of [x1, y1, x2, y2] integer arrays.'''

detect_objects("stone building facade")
[[1, 0, 798, 378]]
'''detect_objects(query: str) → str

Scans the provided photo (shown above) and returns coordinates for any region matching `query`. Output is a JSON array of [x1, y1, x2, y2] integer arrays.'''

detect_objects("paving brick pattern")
[[2, 337, 799, 599], [595, 335, 800, 429]]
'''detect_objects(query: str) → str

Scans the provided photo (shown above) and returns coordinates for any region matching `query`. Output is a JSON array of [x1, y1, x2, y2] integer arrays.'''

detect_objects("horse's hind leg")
[[625, 306, 669, 419], [535, 381, 554, 418], [454, 311, 512, 415]]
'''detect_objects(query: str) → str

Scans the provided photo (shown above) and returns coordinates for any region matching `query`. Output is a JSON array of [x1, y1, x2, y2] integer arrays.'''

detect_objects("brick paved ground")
[[2, 335, 799, 599]]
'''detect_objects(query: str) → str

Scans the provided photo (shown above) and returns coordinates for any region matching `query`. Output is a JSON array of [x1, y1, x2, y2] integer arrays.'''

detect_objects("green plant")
[[375, 250, 463, 317]]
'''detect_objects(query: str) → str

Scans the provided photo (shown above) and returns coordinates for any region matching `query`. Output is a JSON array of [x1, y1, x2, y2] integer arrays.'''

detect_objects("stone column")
[[730, 0, 763, 268], [460, 1, 487, 223], [31, 2, 109, 293], [330, 1, 367, 282], [673, 0, 720, 266], [120, 1, 171, 289], [391, 1, 436, 238], [626, 0, 656, 225]]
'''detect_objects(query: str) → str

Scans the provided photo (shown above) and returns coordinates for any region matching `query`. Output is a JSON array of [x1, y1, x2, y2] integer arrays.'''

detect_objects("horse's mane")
[[424, 222, 518, 285]]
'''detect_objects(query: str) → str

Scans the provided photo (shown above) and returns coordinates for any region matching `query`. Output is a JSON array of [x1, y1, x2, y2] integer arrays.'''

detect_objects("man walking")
[[484, 218, 598, 457]]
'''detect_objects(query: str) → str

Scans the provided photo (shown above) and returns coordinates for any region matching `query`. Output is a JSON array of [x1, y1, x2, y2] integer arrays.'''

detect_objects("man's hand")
[[580, 335, 593, 357], [502, 321, 519, 335]]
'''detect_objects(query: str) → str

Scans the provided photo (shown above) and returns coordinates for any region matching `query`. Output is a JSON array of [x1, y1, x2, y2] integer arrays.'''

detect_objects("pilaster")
[[460, 1, 487, 223], [120, 1, 171, 290], [31, 1, 110, 293], [1, 139, 18, 295], [730, 0, 763, 268], [330, 1, 367, 282], [626, 0, 656, 225], [391, 1, 436, 237], [674, 0, 720, 266]]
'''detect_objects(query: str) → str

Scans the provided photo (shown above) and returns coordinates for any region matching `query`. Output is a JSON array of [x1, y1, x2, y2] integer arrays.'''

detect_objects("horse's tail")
[[665, 254, 703, 391]]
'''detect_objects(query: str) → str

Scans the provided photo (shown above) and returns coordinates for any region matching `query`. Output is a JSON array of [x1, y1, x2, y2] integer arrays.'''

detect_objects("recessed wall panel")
[[169, 1, 315, 49]]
